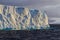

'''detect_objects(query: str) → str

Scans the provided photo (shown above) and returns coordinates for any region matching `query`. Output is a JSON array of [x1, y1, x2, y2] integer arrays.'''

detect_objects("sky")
[[0, 0, 60, 18]]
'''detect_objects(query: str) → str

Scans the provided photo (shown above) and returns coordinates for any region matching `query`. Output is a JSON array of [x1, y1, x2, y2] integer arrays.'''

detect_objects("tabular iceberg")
[[0, 5, 50, 30]]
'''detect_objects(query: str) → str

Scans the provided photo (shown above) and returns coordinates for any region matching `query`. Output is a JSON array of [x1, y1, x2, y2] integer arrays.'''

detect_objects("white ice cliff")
[[0, 5, 49, 30]]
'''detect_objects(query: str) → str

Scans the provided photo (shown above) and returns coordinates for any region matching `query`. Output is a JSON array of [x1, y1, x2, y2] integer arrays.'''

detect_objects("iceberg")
[[0, 5, 50, 30]]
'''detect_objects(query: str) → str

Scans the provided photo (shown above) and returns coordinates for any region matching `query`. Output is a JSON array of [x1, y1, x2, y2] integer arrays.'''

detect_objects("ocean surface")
[[0, 24, 59, 40]]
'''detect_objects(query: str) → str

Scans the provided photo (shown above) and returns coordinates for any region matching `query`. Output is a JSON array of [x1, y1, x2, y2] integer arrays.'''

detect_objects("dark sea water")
[[0, 24, 60, 40]]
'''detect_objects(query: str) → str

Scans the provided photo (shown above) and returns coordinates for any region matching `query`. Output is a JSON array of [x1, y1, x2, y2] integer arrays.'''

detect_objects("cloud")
[[41, 4, 60, 9], [0, 0, 60, 6], [0, 0, 60, 18], [41, 4, 60, 17]]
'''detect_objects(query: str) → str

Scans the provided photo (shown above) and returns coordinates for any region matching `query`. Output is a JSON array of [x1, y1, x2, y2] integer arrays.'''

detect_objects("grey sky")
[[0, 0, 60, 18]]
